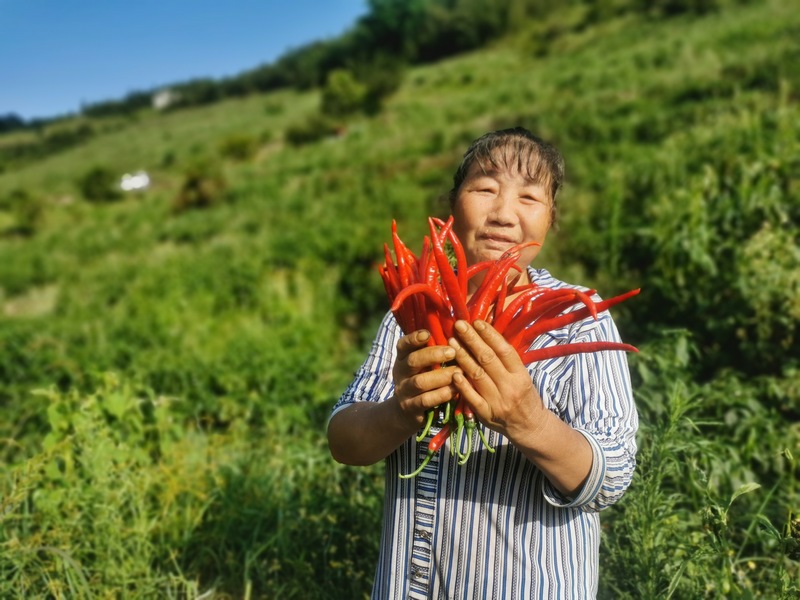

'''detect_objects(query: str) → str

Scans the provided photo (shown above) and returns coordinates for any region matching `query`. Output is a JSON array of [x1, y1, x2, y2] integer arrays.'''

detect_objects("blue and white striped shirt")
[[331, 268, 639, 599]]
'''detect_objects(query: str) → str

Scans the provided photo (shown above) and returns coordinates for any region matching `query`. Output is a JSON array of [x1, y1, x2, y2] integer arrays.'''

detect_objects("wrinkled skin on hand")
[[392, 329, 461, 426], [448, 319, 549, 442]]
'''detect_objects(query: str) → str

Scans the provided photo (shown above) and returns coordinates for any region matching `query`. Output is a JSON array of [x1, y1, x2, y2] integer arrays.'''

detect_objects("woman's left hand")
[[449, 319, 548, 442]]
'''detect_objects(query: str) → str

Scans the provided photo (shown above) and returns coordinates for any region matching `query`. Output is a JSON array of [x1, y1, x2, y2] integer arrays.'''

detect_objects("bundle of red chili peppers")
[[379, 216, 640, 478]]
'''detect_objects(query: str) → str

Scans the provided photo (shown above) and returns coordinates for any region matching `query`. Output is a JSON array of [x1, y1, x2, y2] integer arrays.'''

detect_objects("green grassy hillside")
[[1, 1, 798, 597]]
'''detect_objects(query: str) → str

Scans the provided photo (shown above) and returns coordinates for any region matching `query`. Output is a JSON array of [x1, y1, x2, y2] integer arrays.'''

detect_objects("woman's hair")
[[448, 127, 565, 226]]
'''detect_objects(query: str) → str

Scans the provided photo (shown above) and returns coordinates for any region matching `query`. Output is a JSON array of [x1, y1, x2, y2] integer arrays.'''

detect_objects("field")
[[1, 1, 798, 597]]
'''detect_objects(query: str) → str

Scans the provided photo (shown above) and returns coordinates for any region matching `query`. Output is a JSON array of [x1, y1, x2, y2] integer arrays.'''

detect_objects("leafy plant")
[[1, 188, 44, 236], [218, 133, 258, 161], [284, 112, 341, 146], [320, 69, 368, 118], [77, 165, 122, 203], [172, 158, 228, 212]]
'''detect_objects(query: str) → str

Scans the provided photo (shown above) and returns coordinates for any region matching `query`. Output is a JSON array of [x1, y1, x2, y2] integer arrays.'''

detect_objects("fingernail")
[[448, 338, 461, 350], [474, 320, 486, 331], [455, 320, 468, 333], [444, 347, 456, 359]]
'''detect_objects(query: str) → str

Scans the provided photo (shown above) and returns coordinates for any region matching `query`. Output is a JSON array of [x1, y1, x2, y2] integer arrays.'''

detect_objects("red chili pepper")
[[515, 288, 642, 349], [391, 283, 449, 316], [391, 221, 411, 287], [419, 236, 431, 282], [492, 272, 521, 325], [468, 251, 522, 321], [429, 217, 470, 322], [502, 290, 587, 344], [443, 224, 468, 297], [382, 244, 401, 297], [575, 289, 598, 320], [425, 303, 450, 346], [492, 287, 560, 335], [400, 421, 452, 479], [519, 341, 638, 365], [532, 290, 596, 324]]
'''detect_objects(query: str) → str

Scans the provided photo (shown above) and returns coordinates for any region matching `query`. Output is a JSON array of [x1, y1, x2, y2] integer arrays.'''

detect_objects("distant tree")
[[82, 90, 151, 118], [0, 113, 26, 134], [359, 0, 429, 59], [171, 79, 222, 108], [352, 54, 406, 114]]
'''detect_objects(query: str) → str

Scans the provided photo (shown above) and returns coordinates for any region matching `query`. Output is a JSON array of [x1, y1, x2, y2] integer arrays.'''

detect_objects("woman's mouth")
[[479, 233, 517, 247]]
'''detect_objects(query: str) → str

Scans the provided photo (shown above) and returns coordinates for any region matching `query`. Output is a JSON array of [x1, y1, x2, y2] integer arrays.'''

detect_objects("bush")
[[284, 113, 342, 146], [77, 165, 122, 203], [320, 69, 368, 118], [2, 188, 44, 236], [218, 133, 258, 162], [353, 55, 406, 115], [172, 158, 228, 213]]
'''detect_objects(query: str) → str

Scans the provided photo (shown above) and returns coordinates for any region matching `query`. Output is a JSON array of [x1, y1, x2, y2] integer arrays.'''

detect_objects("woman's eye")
[[470, 187, 494, 196]]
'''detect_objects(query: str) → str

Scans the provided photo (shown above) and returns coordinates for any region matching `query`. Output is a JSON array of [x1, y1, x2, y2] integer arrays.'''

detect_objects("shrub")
[[172, 158, 227, 213], [77, 165, 122, 203], [2, 188, 44, 236], [284, 113, 341, 146], [320, 69, 368, 118], [353, 55, 406, 115], [218, 133, 258, 161], [160, 149, 176, 167], [263, 99, 285, 115]]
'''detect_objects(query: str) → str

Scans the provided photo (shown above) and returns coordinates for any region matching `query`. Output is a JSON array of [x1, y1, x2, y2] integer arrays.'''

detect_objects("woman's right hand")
[[392, 329, 461, 426]]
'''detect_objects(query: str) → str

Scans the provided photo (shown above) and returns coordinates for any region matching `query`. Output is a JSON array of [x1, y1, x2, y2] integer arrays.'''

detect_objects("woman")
[[327, 127, 638, 599]]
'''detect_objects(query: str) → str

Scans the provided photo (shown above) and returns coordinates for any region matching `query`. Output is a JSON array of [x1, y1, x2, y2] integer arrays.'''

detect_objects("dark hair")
[[448, 127, 565, 226]]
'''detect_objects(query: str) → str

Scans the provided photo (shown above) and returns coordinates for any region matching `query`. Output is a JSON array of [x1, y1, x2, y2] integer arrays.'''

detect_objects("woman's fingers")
[[449, 320, 523, 382], [395, 329, 431, 362], [452, 371, 489, 418], [393, 329, 460, 416], [395, 329, 456, 374], [448, 323, 501, 398], [470, 320, 527, 372], [448, 319, 538, 432]]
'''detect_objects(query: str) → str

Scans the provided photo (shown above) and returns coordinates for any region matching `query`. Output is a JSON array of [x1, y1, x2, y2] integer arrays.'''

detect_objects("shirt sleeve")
[[328, 311, 402, 424], [537, 305, 639, 512]]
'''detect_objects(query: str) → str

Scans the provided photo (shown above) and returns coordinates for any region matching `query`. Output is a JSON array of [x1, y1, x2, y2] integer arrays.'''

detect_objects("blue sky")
[[1, 0, 368, 120]]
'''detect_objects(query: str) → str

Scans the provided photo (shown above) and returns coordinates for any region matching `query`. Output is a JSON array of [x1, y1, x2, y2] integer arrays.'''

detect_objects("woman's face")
[[452, 160, 553, 273]]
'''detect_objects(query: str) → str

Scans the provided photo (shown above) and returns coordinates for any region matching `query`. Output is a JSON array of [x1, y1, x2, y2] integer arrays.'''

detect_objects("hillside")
[[1, 1, 798, 597]]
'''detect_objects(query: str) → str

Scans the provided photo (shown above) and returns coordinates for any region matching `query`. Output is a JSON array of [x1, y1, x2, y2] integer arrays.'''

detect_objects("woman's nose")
[[488, 192, 516, 225]]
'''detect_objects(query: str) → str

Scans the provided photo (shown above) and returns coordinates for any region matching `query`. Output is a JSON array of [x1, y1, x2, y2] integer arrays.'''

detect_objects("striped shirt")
[[331, 268, 638, 599]]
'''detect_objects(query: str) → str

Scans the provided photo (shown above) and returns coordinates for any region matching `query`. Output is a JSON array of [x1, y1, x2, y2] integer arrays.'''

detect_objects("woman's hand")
[[392, 329, 461, 426], [448, 319, 548, 441], [448, 319, 593, 497]]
